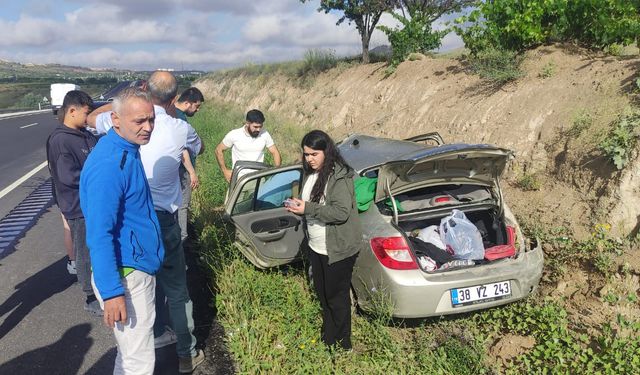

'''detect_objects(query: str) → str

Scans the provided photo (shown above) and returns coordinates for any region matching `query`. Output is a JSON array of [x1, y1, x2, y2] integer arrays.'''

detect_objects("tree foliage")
[[301, 0, 395, 63], [378, 13, 445, 67], [380, 1, 474, 67], [455, 0, 640, 55]]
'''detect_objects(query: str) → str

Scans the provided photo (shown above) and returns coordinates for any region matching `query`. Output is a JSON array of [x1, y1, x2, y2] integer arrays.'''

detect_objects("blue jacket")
[[80, 129, 164, 300]]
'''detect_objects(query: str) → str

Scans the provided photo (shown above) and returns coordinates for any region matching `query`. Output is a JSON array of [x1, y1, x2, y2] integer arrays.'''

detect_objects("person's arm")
[[215, 142, 232, 183], [184, 122, 203, 156], [55, 153, 81, 189], [87, 103, 113, 129], [268, 145, 281, 167], [300, 177, 352, 224], [182, 149, 199, 189]]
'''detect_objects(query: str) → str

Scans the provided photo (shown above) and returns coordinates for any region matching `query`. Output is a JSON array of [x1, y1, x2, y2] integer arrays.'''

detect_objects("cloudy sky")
[[0, 0, 463, 72]]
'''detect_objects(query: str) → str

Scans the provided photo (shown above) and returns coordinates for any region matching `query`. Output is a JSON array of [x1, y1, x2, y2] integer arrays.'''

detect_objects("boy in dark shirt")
[[46, 90, 101, 316]]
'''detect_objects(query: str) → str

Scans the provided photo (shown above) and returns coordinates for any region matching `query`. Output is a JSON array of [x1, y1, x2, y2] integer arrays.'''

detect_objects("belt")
[[155, 209, 175, 216]]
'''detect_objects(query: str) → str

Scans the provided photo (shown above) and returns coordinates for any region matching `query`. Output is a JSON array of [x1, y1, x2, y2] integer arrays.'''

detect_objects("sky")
[[0, 0, 464, 72]]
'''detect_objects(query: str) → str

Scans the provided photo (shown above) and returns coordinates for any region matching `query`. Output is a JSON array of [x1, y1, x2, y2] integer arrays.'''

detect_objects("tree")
[[301, 0, 395, 63], [378, 0, 476, 68], [379, 1, 475, 66]]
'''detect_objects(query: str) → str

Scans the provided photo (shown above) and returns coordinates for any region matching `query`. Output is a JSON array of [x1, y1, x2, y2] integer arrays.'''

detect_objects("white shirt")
[[222, 126, 274, 167], [302, 172, 327, 255], [95, 107, 202, 213]]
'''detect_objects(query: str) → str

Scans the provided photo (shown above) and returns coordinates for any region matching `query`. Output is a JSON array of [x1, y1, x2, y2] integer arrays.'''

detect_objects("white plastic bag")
[[439, 209, 484, 260], [415, 225, 446, 250]]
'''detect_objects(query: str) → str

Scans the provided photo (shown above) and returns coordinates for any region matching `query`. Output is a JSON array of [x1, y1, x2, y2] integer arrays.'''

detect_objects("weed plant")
[[538, 61, 556, 79], [468, 47, 524, 84], [566, 110, 593, 137], [599, 110, 640, 169], [516, 172, 541, 191]]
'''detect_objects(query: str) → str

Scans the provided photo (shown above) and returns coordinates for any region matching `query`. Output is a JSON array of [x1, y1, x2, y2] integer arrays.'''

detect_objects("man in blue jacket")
[[46, 90, 101, 315], [80, 87, 164, 374]]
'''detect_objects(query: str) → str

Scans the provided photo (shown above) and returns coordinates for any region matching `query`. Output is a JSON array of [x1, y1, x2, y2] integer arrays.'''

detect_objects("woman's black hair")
[[301, 130, 349, 203]]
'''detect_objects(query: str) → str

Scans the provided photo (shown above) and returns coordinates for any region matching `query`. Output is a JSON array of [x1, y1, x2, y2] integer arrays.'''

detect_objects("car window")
[[232, 179, 257, 215], [255, 170, 301, 211], [232, 169, 302, 215]]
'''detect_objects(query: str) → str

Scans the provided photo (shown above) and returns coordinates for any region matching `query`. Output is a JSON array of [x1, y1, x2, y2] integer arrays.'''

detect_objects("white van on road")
[[50, 83, 80, 116]]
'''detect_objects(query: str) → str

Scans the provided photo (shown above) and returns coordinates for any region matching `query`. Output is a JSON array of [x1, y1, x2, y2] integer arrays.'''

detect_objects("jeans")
[[154, 210, 197, 358], [178, 166, 192, 242], [67, 217, 93, 298], [93, 271, 156, 375]]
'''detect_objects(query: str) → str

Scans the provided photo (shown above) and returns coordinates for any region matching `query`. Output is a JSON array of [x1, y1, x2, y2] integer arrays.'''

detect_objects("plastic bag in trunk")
[[439, 210, 485, 260]]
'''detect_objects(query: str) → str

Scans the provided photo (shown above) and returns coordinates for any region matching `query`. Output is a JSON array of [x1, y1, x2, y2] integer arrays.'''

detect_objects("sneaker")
[[154, 327, 178, 348], [178, 349, 205, 373], [67, 259, 77, 275], [84, 300, 103, 316]]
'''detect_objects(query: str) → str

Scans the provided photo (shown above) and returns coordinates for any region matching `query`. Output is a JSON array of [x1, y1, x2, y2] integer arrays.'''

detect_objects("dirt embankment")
[[197, 45, 640, 238]]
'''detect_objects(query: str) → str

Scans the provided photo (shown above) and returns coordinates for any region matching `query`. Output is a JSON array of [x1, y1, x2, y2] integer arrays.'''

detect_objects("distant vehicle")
[[92, 80, 146, 109], [50, 83, 80, 116]]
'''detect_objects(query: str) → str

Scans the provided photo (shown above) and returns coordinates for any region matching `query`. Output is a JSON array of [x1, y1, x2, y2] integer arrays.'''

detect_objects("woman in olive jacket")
[[287, 129, 364, 350]]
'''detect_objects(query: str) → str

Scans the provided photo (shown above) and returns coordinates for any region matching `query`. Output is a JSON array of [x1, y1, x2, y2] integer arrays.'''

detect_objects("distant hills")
[[0, 59, 206, 81]]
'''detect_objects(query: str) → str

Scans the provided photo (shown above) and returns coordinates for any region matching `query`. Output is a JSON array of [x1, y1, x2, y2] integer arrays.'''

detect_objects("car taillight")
[[370, 236, 418, 270]]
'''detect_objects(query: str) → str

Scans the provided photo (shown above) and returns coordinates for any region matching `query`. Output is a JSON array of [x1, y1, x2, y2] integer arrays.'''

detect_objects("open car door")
[[224, 165, 305, 269]]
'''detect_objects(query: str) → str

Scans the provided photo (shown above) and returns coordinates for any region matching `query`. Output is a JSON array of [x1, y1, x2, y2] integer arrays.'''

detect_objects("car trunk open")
[[374, 144, 513, 211], [373, 143, 516, 273]]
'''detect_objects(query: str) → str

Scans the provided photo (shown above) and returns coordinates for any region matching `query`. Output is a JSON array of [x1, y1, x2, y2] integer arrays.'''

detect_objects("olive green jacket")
[[303, 164, 364, 264]]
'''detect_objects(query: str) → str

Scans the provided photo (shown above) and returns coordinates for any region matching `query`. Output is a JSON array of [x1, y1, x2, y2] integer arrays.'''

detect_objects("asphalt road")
[[0, 111, 57, 198]]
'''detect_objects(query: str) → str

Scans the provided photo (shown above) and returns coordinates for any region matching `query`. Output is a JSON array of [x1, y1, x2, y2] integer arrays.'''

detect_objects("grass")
[[468, 47, 525, 84], [516, 172, 541, 191], [188, 100, 640, 374]]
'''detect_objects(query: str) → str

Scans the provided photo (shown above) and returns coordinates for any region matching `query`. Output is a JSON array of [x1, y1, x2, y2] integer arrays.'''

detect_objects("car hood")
[[375, 144, 513, 202]]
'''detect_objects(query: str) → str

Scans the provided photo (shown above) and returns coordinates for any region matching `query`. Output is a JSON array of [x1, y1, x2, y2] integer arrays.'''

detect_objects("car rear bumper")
[[356, 243, 543, 318]]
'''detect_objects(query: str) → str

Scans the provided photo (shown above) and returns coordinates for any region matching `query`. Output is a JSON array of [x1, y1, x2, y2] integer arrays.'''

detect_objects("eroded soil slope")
[[197, 45, 640, 238]]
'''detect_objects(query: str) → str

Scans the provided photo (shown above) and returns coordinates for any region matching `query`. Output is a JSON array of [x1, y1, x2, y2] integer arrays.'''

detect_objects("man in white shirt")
[[87, 72, 205, 373], [215, 109, 281, 182]]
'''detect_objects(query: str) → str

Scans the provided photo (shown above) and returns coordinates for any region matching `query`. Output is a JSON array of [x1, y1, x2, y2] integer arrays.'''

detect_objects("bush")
[[12, 92, 42, 109], [454, 0, 640, 54], [468, 46, 524, 83], [378, 12, 445, 67]]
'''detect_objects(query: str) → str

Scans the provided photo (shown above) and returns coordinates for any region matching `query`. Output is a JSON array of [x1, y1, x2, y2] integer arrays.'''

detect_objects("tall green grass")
[[188, 101, 640, 374]]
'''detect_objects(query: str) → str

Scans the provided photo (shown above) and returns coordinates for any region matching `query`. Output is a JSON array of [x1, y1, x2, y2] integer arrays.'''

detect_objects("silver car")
[[224, 133, 543, 318]]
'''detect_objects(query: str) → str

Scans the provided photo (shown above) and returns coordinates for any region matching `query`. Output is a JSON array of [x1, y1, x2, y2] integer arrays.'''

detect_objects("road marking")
[[0, 161, 48, 200], [20, 122, 39, 129], [0, 111, 47, 121]]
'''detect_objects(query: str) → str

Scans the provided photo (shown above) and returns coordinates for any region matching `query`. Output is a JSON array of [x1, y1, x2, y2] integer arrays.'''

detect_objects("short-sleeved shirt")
[[221, 126, 274, 167], [95, 107, 202, 213]]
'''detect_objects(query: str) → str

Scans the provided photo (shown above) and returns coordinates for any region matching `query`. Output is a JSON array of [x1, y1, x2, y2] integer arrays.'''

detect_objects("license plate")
[[450, 280, 511, 307]]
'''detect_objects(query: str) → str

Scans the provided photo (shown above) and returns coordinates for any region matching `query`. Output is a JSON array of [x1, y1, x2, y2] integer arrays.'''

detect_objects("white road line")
[[19, 123, 38, 129], [0, 161, 48, 200]]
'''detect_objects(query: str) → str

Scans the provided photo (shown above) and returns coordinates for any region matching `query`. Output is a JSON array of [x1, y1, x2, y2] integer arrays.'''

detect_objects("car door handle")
[[278, 218, 291, 227], [254, 229, 286, 242]]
